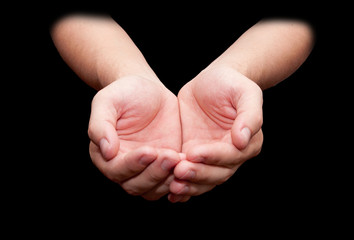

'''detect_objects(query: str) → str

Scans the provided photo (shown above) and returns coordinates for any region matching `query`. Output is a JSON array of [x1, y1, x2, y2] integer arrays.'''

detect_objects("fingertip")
[[99, 138, 109, 155], [174, 160, 194, 180], [185, 147, 205, 163], [232, 126, 251, 150], [155, 149, 181, 171], [100, 137, 119, 160], [139, 153, 156, 166], [179, 152, 187, 161], [135, 146, 158, 166], [241, 127, 251, 141], [168, 193, 182, 203], [169, 179, 189, 195], [168, 193, 191, 203]]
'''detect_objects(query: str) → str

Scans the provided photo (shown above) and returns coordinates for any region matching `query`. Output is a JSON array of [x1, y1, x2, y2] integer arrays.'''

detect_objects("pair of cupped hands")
[[88, 65, 264, 203]]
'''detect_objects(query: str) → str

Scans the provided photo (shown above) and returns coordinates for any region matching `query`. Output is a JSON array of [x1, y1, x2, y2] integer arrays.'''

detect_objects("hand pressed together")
[[87, 68, 264, 203], [51, 15, 314, 203]]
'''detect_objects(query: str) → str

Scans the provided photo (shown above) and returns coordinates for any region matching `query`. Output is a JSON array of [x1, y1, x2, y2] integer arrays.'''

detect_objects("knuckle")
[[216, 170, 234, 185], [147, 170, 163, 183]]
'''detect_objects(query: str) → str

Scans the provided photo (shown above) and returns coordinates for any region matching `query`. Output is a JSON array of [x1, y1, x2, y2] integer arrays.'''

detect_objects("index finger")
[[186, 131, 263, 167], [90, 145, 157, 184], [186, 142, 242, 168]]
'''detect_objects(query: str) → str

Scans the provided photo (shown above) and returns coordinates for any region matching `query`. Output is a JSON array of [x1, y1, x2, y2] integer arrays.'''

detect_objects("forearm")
[[51, 14, 158, 90], [209, 19, 315, 90]]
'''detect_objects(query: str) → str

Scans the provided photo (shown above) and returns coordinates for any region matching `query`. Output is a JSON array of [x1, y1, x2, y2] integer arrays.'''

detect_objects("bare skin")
[[51, 15, 314, 202]]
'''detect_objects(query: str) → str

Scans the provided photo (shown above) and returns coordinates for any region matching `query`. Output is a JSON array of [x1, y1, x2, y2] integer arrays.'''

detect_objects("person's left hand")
[[168, 66, 264, 203]]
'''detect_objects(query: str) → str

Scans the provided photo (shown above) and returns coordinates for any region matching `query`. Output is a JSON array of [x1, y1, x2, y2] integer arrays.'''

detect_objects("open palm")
[[88, 76, 182, 200], [169, 67, 264, 201]]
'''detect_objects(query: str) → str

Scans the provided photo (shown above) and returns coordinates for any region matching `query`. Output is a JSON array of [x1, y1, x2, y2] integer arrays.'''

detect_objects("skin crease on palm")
[[168, 67, 264, 202], [51, 15, 315, 203], [88, 77, 183, 200]]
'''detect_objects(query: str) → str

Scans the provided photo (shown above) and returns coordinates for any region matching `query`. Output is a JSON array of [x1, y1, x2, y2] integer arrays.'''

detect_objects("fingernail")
[[181, 170, 195, 180], [100, 138, 111, 159], [99, 138, 109, 151], [161, 159, 175, 171], [190, 156, 204, 163], [178, 185, 189, 195], [139, 155, 155, 166], [241, 127, 251, 145]]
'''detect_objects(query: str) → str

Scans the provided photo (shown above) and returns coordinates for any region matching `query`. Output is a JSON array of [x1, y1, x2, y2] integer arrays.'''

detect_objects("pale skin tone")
[[51, 15, 314, 202]]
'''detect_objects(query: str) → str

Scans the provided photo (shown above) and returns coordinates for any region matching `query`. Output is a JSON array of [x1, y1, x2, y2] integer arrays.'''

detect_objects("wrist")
[[96, 60, 160, 90], [206, 58, 265, 90], [202, 62, 252, 82]]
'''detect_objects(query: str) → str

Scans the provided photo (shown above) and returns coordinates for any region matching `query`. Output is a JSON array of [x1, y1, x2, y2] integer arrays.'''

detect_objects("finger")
[[169, 179, 216, 197], [174, 160, 237, 185], [141, 174, 175, 201], [168, 193, 191, 203], [186, 142, 242, 167], [120, 149, 180, 196], [247, 129, 264, 158], [90, 144, 157, 184], [88, 91, 120, 160], [89, 141, 103, 169], [231, 82, 263, 150], [114, 146, 158, 182]]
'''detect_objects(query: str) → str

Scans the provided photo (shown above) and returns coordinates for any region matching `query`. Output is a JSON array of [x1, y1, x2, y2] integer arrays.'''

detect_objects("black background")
[[4, 2, 350, 235]]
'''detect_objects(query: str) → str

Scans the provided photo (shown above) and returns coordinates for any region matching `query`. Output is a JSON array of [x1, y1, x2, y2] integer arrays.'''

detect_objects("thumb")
[[88, 91, 120, 160], [231, 84, 263, 150]]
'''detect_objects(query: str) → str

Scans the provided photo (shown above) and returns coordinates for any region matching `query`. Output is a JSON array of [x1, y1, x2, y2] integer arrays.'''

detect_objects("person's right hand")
[[88, 76, 182, 200]]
